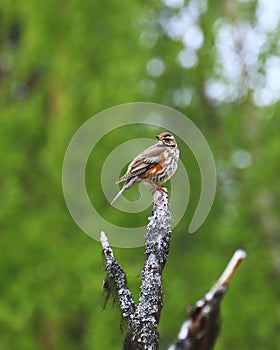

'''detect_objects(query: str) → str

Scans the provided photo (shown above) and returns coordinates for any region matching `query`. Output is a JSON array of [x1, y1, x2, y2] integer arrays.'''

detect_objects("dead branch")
[[168, 250, 247, 350], [100, 231, 135, 327], [101, 188, 247, 350]]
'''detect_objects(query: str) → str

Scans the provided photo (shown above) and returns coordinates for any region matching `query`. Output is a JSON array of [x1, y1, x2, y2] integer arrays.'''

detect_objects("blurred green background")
[[1, 0, 280, 349]]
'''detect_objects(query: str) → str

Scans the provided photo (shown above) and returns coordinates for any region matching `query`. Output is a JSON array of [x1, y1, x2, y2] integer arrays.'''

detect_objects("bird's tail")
[[111, 186, 125, 205], [111, 177, 138, 205], [115, 174, 127, 184]]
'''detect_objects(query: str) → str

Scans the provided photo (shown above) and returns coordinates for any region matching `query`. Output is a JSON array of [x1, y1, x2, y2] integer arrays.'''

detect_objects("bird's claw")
[[151, 186, 168, 194]]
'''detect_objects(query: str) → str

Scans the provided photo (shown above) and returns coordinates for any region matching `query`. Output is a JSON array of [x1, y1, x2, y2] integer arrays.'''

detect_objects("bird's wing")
[[116, 145, 164, 183]]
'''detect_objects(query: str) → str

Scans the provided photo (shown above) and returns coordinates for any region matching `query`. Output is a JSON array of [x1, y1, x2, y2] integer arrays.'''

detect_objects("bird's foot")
[[151, 185, 168, 194]]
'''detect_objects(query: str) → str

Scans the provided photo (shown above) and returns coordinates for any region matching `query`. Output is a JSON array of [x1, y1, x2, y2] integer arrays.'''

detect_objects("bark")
[[101, 189, 171, 350]]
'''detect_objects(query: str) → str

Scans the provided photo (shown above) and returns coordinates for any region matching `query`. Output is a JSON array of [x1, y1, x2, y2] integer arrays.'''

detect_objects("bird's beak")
[[156, 135, 163, 141]]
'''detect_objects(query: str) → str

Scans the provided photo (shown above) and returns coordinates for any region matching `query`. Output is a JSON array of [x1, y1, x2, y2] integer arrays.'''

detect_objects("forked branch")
[[100, 189, 247, 350]]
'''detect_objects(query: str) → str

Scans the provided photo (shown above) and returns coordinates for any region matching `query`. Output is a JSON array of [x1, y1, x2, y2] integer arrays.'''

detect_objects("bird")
[[111, 132, 179, 205]]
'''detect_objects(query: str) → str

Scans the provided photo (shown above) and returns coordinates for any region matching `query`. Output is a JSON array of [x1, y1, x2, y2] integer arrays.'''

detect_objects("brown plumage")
[[111, 132, 179, 204]]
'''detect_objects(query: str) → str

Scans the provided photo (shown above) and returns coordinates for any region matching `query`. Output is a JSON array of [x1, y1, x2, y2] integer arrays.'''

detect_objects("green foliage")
[[1, 0, 280, 349]]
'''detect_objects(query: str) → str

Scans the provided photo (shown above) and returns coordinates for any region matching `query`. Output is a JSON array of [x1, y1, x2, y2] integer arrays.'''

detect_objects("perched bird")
[[111, 132, 179, 204]]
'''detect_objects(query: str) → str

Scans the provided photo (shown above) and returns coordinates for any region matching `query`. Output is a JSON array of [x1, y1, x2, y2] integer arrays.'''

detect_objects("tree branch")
[[168, 249, 247, 350], [100, 231, 135, 327], [125, 189, 172, 349]]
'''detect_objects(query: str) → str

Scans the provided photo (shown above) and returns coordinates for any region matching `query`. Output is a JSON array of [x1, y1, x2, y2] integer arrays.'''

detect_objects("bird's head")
[[156, 132, 177, 147]]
